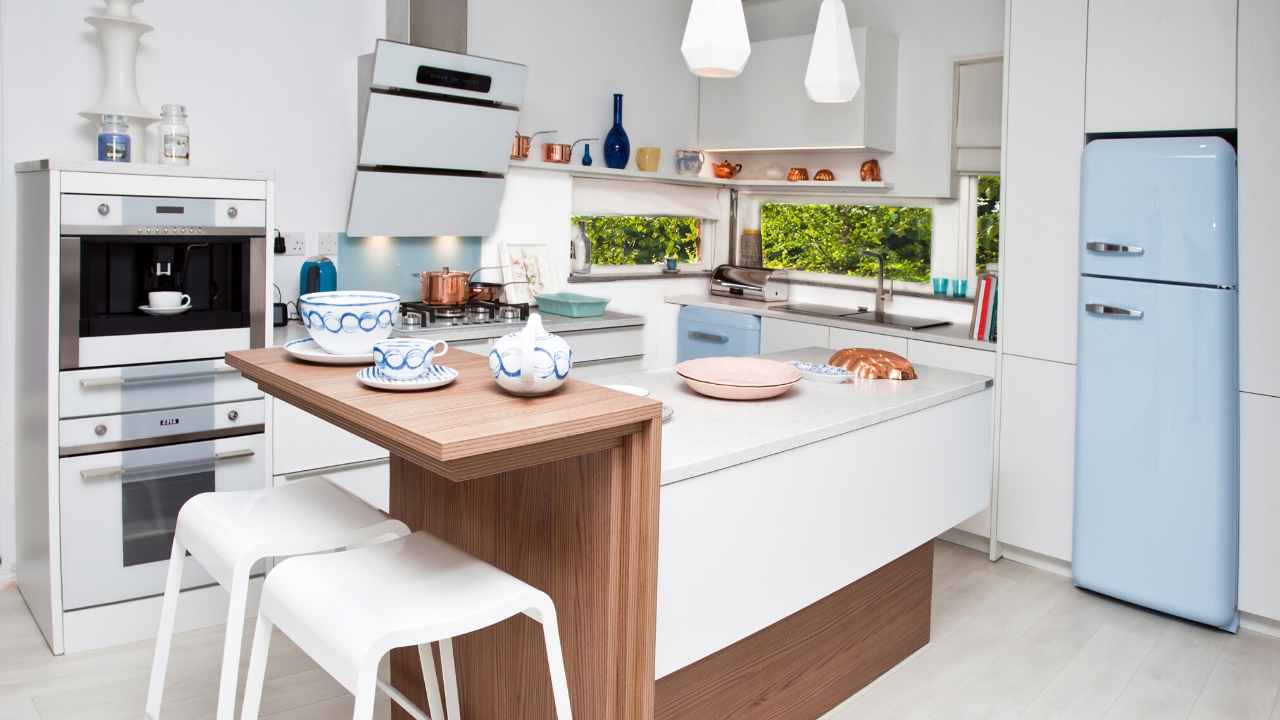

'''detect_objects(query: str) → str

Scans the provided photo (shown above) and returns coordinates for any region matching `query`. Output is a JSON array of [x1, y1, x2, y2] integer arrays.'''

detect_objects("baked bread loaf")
[[827, 348, 918, 380]]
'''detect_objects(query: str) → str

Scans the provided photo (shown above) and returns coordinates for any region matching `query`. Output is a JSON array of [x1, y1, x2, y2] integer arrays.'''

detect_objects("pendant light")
[[681, 0, 751, 79], [805, 0, 860, 103]]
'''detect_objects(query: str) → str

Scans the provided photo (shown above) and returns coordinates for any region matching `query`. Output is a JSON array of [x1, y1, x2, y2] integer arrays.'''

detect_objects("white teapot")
[[488, 313, 573, 396]]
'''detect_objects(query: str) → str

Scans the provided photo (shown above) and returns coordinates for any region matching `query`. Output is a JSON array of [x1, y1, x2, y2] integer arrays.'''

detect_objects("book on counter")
[[968, 273, 999, 342]]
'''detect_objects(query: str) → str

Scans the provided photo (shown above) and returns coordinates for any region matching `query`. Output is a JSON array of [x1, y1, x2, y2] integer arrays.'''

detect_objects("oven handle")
[[80, 366, 240, 389], [79, 448, 256, 480]]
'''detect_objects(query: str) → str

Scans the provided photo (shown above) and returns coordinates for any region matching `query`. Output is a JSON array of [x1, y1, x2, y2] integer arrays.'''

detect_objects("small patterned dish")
[[356, 365, 457, 392], [284, 338, 374, 365], [788, 360, 856, 384]]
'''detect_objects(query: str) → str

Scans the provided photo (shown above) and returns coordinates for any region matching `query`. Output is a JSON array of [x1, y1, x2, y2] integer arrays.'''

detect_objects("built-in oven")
[[58, 356, 268, 609], [59, 193, 268, 369]]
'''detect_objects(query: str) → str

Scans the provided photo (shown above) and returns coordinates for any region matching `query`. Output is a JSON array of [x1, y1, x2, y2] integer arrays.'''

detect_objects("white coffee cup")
[[149, 291, 191, 309]]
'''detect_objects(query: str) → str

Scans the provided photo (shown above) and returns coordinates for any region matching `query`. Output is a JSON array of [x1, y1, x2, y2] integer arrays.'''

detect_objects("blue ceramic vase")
[[603, 94, 630, 169], [582, 143, 594, 166]]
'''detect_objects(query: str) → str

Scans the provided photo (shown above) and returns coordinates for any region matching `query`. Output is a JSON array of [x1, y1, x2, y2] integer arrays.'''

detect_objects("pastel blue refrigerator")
[[1072, 136, 1240, 631]]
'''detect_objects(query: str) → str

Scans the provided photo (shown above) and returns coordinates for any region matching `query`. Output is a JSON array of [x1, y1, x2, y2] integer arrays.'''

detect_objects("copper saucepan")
[[512, 130, 555, 161], [413, 267, 471, 305]]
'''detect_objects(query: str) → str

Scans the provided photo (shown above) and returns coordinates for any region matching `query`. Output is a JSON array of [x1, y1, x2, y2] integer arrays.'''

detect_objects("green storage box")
[[535, 292, 610, 318]]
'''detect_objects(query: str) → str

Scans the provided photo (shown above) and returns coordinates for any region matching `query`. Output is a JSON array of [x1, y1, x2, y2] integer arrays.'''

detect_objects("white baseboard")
[[939, 528, 991, 556], [998, 542, 1073, 579], [1241, 611, 1280, 640]]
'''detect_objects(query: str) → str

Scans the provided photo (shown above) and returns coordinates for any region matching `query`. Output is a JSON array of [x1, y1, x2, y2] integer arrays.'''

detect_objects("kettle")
[[488, 313, 573, 396], [299, 256, 337, 298]]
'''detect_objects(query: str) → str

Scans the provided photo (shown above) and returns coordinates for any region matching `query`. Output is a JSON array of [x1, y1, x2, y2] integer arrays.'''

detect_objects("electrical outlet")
[[284, 232, 307, 256], [318, 232, 339, 256]]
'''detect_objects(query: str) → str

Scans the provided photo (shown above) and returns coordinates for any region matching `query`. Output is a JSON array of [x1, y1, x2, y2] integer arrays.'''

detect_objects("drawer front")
[[572, 356, 647, 381], [828, 327, 909, 356], [563, 326, 645, 363], [279, 457, 391, 513], [60, 399, 264, 454], [214, 199, 266, 228], [60, 359, 263, 419], [906, 340, 997, 377], [360, 93, 517, 174], [272, 398, 387, 475]]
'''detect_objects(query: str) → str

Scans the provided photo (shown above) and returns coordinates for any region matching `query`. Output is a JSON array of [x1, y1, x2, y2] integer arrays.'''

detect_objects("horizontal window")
[[573, 215, 702, 267], [760, 203, 933, 283]]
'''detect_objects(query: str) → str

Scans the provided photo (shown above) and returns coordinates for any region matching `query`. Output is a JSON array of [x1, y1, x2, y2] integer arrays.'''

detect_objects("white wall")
[[0, 0, 386, 574], [469, 0, 700, 164], [741, 0, 1006, 198]]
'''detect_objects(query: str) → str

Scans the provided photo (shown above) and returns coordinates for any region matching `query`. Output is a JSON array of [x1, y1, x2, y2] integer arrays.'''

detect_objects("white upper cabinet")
[[698, 29, 898, 152], [1085, 0, 1237, 133], [1001, 0, 1087, 366], [1239, 0, 1280, 397]]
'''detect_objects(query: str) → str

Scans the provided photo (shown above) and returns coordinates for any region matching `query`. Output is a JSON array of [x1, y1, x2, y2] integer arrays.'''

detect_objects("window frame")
[[573, 215, 718, 276]]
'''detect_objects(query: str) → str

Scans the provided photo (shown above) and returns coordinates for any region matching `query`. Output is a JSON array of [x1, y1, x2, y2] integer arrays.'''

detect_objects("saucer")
[[284, 338, 373, 365], [139, 304, 192, 317], [356, 365, 458, 392], [788, 360, 855, 384]]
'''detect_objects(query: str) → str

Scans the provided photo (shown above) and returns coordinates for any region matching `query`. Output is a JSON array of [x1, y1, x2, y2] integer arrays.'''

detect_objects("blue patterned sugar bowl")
[[488, 313, 573, 396], [298, 291, 399, 356], [373, 338, 449, 381]]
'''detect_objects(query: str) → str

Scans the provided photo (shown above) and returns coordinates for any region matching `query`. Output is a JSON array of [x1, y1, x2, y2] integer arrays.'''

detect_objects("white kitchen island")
[[598, 347, 994, 719]]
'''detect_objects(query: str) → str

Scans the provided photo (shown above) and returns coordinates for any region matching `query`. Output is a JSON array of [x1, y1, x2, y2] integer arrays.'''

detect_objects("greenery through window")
[[574, 216, 701, 266], [761, 203, 933, 283], [975, 175, 1001, 274]]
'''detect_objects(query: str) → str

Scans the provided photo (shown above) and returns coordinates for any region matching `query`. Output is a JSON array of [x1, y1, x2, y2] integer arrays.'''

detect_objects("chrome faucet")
[[862, 249, 894, 318]]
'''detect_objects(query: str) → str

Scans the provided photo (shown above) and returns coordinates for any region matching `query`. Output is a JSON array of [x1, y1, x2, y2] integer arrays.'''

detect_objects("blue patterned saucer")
[[788, 360, 855, 384], [356, 364, 458, 392]]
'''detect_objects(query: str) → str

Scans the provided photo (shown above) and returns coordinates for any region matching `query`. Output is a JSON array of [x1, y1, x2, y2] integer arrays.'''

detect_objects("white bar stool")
[[145, 477, 410, 720], [239, 531, 573, 720]]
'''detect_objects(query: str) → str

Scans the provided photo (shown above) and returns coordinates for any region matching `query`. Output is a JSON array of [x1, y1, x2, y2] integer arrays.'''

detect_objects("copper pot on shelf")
[[512, 130, 554, 161], [542, 142, 573, 164], [787, 167, 810, 182], [712, 160, 742, 179]]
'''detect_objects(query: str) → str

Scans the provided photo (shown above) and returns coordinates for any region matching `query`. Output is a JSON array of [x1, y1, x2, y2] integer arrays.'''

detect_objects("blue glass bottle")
[[603, 94, 630, 169], [582, 143, 594, 167]]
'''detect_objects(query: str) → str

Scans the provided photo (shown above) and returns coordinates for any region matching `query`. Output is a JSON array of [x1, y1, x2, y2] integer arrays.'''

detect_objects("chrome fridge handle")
[[1086, 303, 1144, 319], [79, 449, 256, 480], [1086, 241, 1145, 256]]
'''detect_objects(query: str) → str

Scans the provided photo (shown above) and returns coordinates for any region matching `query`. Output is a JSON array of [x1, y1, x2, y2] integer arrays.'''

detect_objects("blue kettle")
[[299, 256, 337, 299]]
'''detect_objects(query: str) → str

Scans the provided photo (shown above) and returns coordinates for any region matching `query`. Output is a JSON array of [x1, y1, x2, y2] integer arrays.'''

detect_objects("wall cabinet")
[[1240, 392, 1280, 621], [828, 327, 908, 356], [1001, 0, 1087, 366], [1238, 0, 1280, 398], [1085, 0, 1237, 133], [698, 29, 897, 152], [762, 318, 830, 354], [997, 355, 1076, 561]]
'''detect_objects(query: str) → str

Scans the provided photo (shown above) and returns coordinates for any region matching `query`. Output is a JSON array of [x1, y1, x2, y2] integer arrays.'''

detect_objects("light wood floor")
[[2, 541, 1278, 719]]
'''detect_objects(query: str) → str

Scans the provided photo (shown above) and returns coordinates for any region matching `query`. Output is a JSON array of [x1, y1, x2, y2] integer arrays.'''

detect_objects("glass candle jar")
[[159, 104, 190, 166], [97, 114, 131, 163]]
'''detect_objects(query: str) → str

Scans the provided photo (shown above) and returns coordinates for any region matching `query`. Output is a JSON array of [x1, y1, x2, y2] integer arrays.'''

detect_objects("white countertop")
[[272, 310, 646, 347], [666, 293, 996, 352], [597, 347, 993, 486]]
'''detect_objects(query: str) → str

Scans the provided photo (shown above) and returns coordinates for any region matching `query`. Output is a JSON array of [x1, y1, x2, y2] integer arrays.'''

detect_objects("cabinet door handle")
[[80, 366, 239, 389], [687, 331, 730, 344], [1086, 303, 1144, 319], [1086, 241, 1144, 256], [79, 448, 255, 480]]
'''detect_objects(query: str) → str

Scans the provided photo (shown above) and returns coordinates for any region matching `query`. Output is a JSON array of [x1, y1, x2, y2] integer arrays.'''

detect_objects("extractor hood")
[[347, 40, 527, 237]]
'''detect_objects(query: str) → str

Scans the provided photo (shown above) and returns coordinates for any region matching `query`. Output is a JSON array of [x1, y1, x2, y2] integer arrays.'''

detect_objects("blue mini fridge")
[[1072, 136, 1240, 631]]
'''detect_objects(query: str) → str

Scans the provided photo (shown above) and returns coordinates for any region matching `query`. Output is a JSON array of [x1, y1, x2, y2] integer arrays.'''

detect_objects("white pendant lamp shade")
[[681, 0, 752, 78], [805, 0, 861, 103]]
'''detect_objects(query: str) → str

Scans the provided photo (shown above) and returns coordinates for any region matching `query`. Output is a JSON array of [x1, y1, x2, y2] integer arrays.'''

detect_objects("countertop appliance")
[[347, 40, 528, 237], [1072, 136, 1240, 631], [677, 305, 761, 362], [299, 256, 337, 297], [709, 265, 789, 302]]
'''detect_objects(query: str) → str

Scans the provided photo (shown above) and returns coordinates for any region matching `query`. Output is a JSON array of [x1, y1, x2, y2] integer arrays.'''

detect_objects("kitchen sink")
[[844, 310, 951, 331]]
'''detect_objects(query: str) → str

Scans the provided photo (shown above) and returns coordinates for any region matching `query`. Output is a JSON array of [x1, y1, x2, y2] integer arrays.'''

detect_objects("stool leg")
[[439, 638, 461, 720], [144, 538, 187, 719], [538, 607, 573, 720], [215, 571, 252, 720], [239, 614, 273, 720], [417, 643, 446, 720], [352, 669, 379, 720]]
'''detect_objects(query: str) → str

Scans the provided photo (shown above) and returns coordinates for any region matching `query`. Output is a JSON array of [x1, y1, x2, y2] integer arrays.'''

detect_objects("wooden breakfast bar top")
[[227, 347, 663, 720]]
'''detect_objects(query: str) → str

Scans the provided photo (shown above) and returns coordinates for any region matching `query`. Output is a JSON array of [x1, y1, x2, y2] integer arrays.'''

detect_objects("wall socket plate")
[[318, 232, 339, 256], [283, 232, 307, 256]]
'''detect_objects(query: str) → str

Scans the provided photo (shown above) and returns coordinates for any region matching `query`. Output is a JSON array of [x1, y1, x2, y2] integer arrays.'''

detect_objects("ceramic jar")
[[488, 313, 573, 396]]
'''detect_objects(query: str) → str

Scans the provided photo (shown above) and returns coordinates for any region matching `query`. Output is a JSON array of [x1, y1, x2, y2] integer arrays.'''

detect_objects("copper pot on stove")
[[414, 267, 470, 305]]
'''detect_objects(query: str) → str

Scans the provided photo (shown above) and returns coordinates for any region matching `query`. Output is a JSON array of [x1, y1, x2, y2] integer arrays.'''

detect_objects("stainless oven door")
[[58, 433, 267, 610]]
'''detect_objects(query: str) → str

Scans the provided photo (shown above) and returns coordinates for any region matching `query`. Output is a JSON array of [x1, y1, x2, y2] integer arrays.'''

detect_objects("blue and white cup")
[[372, 338, 449, 381]]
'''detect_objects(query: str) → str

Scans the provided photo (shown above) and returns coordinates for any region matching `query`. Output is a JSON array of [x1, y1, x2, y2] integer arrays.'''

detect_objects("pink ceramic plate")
[[675, 357, 803, 400]]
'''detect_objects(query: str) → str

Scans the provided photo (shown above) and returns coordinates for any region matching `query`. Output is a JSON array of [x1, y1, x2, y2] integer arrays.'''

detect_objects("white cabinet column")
[[1240, 393, 1280, 622]]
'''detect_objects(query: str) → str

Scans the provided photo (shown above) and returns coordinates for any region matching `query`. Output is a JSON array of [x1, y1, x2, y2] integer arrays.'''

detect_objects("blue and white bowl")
[[373, 338, 449, 381], [298, 291, 399, 356]]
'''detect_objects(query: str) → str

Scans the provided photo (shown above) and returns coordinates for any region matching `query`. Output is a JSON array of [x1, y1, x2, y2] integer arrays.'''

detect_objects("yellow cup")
[[636, 147, 661, 172]]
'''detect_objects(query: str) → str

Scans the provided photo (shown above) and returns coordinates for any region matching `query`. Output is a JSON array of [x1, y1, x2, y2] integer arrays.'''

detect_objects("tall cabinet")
[[995, 0, 1088, 561]]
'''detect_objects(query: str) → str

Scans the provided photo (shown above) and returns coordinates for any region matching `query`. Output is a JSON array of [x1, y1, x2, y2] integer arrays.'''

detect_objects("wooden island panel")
[[225, 347, 662, 720]]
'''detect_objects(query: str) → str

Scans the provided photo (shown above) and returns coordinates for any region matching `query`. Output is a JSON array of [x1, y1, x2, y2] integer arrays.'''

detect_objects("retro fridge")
[[1072, 136, 1240, 631]]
